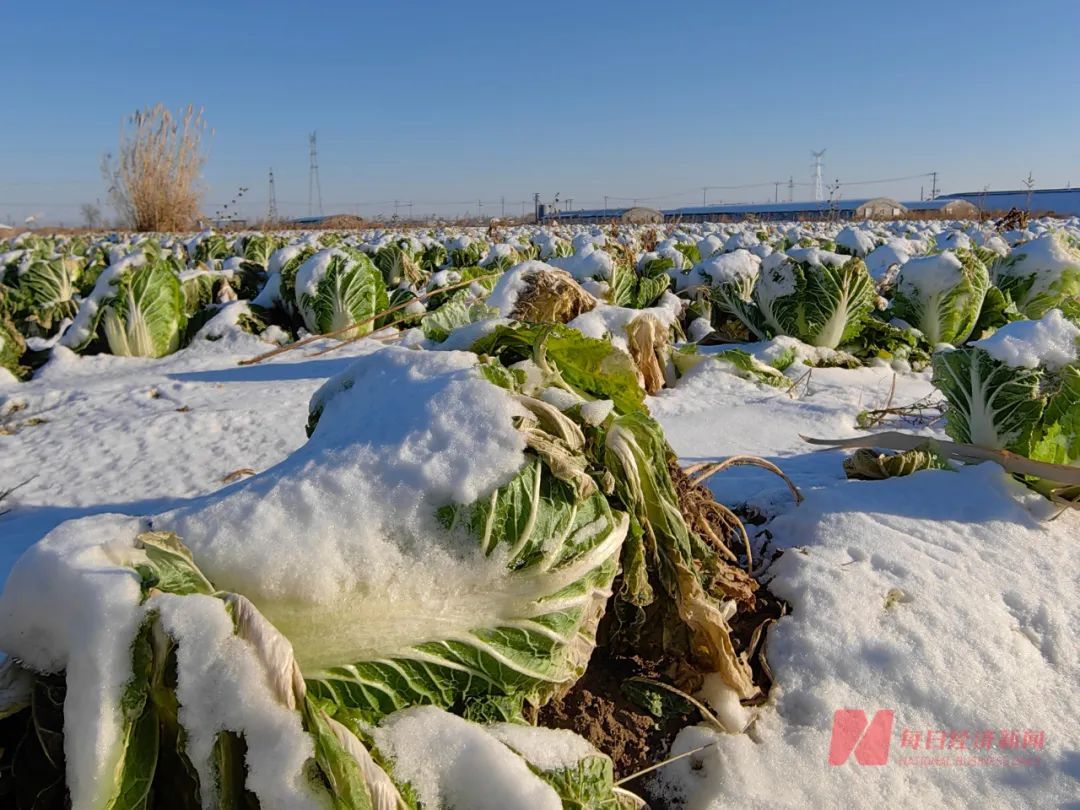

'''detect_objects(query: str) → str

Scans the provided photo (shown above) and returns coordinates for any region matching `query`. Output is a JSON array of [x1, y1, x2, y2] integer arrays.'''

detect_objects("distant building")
[[620, 206, 664, 224], [902, 198, 980, 218], [667, 198, 902, 223], [854, 198, 906, 219], [940, 188, 1080, 217], [540, 206, 663, 224]]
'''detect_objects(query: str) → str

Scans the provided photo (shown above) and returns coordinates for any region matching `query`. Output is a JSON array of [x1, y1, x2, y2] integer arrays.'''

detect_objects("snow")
[[689, 317, 714, 342], [647, 362, 1078, 809], [836, 226, 876, 258], [993, 231, 1080, 298], [786, 247, 850, 269], [489, 722, 601, 771], [550, 242, 614, 281], [153, 592, 316, 809], [580, 398, 614, 426], [757, 255, 798, 297], [293, 247, 344, 301], [697, 234, 725, 259], [974, 308, 1080, 370], [696, 673, 753, 733], [0, 514, 145, 809], [866, 241, 913, 282], [653, 463, 1078, 809], [427, 269, 461, 289], [567, 292, 681, 352], [695, 249, 760, 287], [3, 221, 1079, 809], [163, 347, 527, 609], [896, 250, 966, 297], [486, 260, 549, 316], [374, 706, 563, 810], [935, 229, 972, 251]]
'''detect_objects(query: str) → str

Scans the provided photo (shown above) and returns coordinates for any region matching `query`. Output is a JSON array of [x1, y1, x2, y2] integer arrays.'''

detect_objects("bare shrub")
[[80, 202, 102, 229], [102, 103, 207, 231]]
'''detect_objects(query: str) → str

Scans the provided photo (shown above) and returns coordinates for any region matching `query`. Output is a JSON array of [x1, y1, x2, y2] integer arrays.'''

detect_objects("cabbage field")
[[0, 217, 1077, 808]]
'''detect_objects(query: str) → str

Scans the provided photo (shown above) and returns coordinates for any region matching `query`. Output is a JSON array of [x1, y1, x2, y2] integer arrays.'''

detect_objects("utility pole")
[[393, 200, 399, 219], [500, 196, 505, 218], [604, 195, 609, 214], [774, 180, 781, 203], [702, 187, 708, 206], [407, 202, 413, 220], [788, 176, 794, 202], [567, 198, 573, 212], [267, 168, 278, 222], [930, 171, 938, 199], [533, 192, 540, 223], [308, 132, 323, 217]]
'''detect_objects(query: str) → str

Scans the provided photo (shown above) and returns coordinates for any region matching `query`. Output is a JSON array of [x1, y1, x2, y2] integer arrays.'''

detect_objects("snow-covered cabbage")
[[0, 348, 681, 808], [890, 249, 989, 345], [294, 248, 388, 336], [446, 235, 487, 267], [932, 310, 1080, 457], [835, 226, 876, 258], [754, 249, 876, 348], [375, 705, 641, 809], [991, 232, 1080, 318], [697, 249, 766, 339]]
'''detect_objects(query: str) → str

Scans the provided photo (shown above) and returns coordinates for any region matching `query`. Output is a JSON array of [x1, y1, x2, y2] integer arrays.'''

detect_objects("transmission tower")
[[811, 149, 826, 201], [308, 132, 323, 217], [267, 168, 279, 222]]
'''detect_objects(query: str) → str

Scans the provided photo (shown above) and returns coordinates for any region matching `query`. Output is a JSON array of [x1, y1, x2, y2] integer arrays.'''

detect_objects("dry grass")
[[510, 267, 596, 324], [102, 103, 207, 232]]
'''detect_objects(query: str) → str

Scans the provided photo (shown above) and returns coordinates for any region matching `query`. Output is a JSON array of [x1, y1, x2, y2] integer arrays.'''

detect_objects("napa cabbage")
[[753, 249, 876, 348], [890, 249, 990, 346], [991, 232, 1080, 318], [294, 248, 388, 337]]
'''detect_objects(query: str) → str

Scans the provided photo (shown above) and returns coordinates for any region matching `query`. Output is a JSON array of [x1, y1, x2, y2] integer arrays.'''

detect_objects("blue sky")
[[2, 0, 1078, 223]]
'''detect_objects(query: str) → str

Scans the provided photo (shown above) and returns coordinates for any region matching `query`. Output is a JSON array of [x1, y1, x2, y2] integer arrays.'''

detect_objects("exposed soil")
[[540, 458, 792, 805], [539, 651, 691, 787]]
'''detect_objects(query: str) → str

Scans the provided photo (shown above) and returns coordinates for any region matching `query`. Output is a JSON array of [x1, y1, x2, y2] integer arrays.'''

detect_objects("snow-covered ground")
[[1, 329, 1076, 808]]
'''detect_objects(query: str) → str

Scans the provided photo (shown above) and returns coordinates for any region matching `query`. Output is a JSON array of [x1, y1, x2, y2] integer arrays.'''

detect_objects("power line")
[[836, 172, 935, 187]]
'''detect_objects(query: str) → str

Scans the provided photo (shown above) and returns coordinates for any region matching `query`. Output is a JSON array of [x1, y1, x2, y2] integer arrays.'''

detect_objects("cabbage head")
[[992, 232, 1080, 318], [890, 249, 989, 345], [754, 249, 875, 348], [294, 249, 388, 336], [99, 259, 187, 357]]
